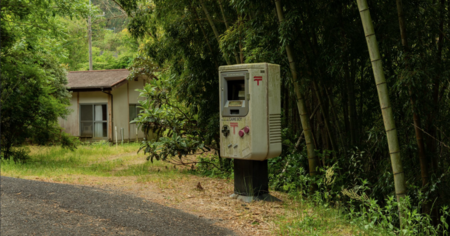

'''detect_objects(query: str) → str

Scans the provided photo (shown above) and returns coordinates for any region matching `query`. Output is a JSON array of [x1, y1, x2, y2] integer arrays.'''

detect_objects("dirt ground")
[[23, 152, 293, 236]]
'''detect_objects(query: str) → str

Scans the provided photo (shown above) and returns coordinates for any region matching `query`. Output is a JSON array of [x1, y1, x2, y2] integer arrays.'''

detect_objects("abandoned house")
[[58, 69, 149, 142]]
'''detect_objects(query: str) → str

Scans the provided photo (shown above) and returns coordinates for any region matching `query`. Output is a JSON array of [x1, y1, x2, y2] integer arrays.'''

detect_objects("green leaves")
[[0, 0, 89, 158], [132, 72, 211, 165]]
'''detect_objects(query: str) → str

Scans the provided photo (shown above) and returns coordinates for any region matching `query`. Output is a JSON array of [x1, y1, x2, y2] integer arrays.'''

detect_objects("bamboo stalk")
[[275, 0, 318, 178], [217, 0, 240, 64], [189, 5, 219, 68], [199, 0, 231, 65], [356, 0, 406, 218]]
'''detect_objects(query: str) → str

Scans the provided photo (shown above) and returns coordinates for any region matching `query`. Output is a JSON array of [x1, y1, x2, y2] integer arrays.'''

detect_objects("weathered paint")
[[112, 81, 129, 141], [78, 91, 108, 103], [127, 81, 130, 141], [219, 63, 281, 161], [129, 77, 146, 140], [107, 93, 112, 141], [111, 77, 147, 142], [58, 92, 80, 136]]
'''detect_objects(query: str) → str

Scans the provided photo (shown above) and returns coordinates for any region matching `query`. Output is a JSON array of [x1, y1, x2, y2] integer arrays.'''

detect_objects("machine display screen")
[[227, 80, 245, 100], [220, 71, 249, 117]]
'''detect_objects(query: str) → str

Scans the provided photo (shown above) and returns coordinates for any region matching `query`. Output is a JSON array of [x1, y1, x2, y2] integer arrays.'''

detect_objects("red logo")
[[230, 122, 238, 134], [254, 76, 262, 86]]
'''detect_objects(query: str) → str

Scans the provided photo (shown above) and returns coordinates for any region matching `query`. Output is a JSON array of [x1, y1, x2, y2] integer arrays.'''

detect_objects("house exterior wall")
[[112, 82, 129, 141], [58, 92, 79, 136], [59, 76, 151, 142], [128, 77, 146, 141], [112, 77, 147, 142], [79, 91, 108, 104]]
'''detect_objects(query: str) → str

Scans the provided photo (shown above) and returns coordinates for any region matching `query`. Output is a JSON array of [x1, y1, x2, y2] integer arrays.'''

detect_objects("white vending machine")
[[219, 63, 282, 161]]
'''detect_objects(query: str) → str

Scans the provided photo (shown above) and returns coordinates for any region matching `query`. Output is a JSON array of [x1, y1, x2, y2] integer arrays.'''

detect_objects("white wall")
[[128, 77, 146, 140], [58, 92, 79, 136], [111, 77, 149, 142], [112, 82, 129, 141], [79, 91, 108, 104]]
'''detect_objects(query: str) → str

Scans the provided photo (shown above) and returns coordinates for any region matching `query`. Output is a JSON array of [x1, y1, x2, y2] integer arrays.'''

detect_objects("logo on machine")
[[254, 76, 262, 86], [230, 122, 239, 134]]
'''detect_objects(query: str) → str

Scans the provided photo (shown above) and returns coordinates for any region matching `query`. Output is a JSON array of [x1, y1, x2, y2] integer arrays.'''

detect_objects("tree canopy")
[[0, 0, 90, 159]]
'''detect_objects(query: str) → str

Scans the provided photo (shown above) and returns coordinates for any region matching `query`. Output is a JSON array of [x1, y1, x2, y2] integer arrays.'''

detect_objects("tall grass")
[[1, 143, 171, 179]]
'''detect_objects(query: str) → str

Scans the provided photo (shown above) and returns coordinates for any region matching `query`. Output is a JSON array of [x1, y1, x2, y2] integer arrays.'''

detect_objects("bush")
[[1, 147, 31, 163], [60, 132, 80, 151]]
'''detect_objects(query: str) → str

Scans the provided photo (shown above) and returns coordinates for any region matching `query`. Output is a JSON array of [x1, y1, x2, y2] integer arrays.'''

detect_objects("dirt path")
[[13, 151, 289, 235], [27, 173, 288, 236], [1, 176, 235, 236]]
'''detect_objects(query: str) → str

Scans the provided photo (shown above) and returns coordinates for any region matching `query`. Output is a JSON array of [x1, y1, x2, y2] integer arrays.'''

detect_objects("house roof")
[[67, 69, 131, 91]]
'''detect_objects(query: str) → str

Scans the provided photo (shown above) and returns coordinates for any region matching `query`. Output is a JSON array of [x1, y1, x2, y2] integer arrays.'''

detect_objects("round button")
[[244, 126, 250, 133], [239, 130, 245, 137]]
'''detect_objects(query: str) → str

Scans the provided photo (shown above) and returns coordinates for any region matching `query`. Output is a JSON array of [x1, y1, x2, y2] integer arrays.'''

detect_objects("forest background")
[[1, 0, 449, 234]]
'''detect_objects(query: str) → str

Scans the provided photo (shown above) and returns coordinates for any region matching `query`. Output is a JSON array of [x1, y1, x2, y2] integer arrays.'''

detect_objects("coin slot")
[[230, 109, 239, 114]]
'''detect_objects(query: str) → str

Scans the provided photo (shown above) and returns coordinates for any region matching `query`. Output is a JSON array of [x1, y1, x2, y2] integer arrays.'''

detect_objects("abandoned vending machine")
[[219, 63, 281, 200]]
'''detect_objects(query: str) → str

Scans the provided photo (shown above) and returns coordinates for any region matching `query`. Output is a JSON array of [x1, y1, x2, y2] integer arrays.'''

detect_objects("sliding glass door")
[[80, 104, 108, 138]]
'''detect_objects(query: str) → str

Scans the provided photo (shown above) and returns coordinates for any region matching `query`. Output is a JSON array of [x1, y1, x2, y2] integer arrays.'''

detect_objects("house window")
[[129, 104, 143, 122], [80, 104, 107, 138]]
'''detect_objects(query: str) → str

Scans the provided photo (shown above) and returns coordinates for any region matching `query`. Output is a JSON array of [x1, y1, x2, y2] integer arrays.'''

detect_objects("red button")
[[239, 130, 245, 137], [244, 126, 250, 133]]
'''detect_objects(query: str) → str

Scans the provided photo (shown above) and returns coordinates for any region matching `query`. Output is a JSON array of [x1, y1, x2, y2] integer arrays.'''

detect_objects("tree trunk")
[[356, 0, 407, 225], [274, 0, 318, 179]]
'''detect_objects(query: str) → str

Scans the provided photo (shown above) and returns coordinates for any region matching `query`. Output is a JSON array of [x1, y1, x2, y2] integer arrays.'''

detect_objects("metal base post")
[[232, 159, 280, 202], [233, 159, 269, 196]]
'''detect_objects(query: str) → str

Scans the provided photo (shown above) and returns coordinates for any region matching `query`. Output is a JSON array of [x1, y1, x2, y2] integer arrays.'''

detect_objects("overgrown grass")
[[274, 196, 353, 235], [0, 143, 176, 179]]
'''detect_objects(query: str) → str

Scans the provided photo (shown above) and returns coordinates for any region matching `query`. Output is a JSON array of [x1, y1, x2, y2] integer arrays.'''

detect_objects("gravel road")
[[1, 176, 235, 236]]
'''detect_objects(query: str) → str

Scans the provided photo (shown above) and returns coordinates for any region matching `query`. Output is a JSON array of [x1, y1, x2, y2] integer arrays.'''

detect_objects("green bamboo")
[[217, 0, 240, 64], [199, 0, 231, 65], [275, 0, 318, 177], [356, 0, 407, 217]]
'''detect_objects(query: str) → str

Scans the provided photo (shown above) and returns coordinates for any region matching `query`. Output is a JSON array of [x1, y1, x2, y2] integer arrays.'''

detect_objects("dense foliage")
[[0, 0, 89, 159], [115, 0, 449, 231]]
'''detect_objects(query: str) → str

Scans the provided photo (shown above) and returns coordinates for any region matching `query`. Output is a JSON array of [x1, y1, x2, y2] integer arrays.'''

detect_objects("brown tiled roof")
[[67, 69, 130, 90]]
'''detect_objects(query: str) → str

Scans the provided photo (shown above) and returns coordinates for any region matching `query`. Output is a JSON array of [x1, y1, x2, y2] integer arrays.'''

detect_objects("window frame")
[[79, 103, 108, 139], [129, 103, 143, 123]]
